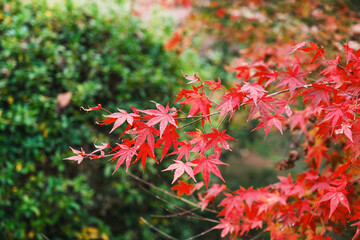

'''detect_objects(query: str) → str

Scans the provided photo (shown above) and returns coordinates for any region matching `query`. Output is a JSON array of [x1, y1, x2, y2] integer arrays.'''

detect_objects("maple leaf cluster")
[[67, 41, 360, 239], [199, 43, 360, 239]]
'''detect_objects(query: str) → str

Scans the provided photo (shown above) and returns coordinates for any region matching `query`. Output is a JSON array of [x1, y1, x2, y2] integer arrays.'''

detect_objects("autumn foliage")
[[66, 1, 360, 239]]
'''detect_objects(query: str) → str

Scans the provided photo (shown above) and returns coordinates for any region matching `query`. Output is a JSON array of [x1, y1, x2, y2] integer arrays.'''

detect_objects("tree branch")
[[139, 217, 178, 240], [185, 227, 215, 240], [128, 173, 218, 214], [138, 185, 219, 223]]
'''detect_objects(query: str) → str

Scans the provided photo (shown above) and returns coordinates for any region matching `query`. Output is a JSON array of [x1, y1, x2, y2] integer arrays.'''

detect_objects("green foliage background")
[[0, 0, 299, 239], [0, 0, 224, 239]]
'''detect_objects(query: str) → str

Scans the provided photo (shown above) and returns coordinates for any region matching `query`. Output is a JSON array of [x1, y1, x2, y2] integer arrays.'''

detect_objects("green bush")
[[0, 0, 219, 239]]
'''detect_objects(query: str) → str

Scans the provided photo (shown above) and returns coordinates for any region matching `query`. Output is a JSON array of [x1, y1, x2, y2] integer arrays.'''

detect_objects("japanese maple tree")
[[66, 41, 360, 239], [65, 1, 360, 239]]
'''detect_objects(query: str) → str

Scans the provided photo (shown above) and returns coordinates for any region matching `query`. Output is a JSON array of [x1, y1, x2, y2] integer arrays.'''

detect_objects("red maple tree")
[[66, 1, 360, 239]]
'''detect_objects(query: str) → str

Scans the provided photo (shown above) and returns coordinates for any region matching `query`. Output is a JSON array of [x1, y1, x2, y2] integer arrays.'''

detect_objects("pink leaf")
[[104, 109, 139, 133], [163, 160, 196, 184], [289, 41, 306, 55]]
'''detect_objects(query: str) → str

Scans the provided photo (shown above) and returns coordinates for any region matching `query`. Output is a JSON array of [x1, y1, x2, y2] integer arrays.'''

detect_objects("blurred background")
[[1, 0, 359, 239]]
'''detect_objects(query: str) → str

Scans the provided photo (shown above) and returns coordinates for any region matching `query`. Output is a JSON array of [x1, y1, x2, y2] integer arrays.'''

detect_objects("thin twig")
[[216, 112, 229, 130], [140, 217, 178, 240], [189, 150, 200, 162], [128, 173, 218, 214], [185, 227, 215, 240], [176, 115, 201, 120], [41, 233, 50, 240], [151, 207, 219, 223], [248, 231, 265, 240], [176, 111, 221, 120], [151, 207, 198, 218], [139, 185, 193, 215], [346, 176, 360, 189], [177, 118, 203, 129], [139, 187, 219, 231], [337, 63, 359, 78], [355, 94, 359, 120], [100, 107, 112, 114], [139, 185, 219, 223], [177, 110, 189, 119]]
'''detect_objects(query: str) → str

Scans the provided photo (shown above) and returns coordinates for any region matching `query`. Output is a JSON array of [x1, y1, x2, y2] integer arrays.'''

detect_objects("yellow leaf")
[[7, 96, 14, 104], [16, 163, 22, 171], [28, 231, 35, 238]]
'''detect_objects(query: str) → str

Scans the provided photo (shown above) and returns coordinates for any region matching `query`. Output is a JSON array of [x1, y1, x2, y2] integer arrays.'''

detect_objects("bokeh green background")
[[0, 0, 306, 239], [0, 0, 228, 239]]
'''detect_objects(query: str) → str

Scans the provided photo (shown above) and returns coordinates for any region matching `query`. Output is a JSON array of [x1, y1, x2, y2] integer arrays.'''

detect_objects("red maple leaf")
[[168, 140, 192, 161], [171, 180, 194, 196], [300, 42, 325, 63], [96, 117, 116, 126], [90, 142, 109, 155], [140, 102, 177, 137], [305, 142, 329, 169], [80, 104, 102, 112], [155, 125, 179, 160], [252, 113, 287, 137], [240, 82, 266, 104], [234, 186, 266, 210], [303, 83, 333, 108], [335, 123, 353, 142], [127, 122, 158, 155], [110, 144, 137, 173], [204, 128, 237, 156], [266, 222, 300, 240], [215, 89, 245, 119], [289, 109, 310, 132], [319, 103, 353, 134], [219, 193, 244, 217], [204, 77, 223, 94], [199, 184, 226, 210], [186, 129, 208, 154], [263, 70, 278, 87], [314, 174, 351, 219], [182, 71, 201, 84], [104, 108, 139, 133], [213, 218, 240, 238], [257, 191, 287, 215], [191, 154, 228, 189], [343, 43, 357, 64], [278, 64, 310, 96], [330, 159, 351, 180], [303, 172, 330, 192], [289, 41, 306, 55], [174, 84, 203, 104], [64, 147, 85, 164], [162, 160, 196, 184], [317, 191, 351, 219], [131, 143, 158, 173], [234, 65, 251, 81], [276, 174, 306, 198], [247, 95, 276, 124], [178, 88, 212, 118], [274, 99, 292, 117]]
